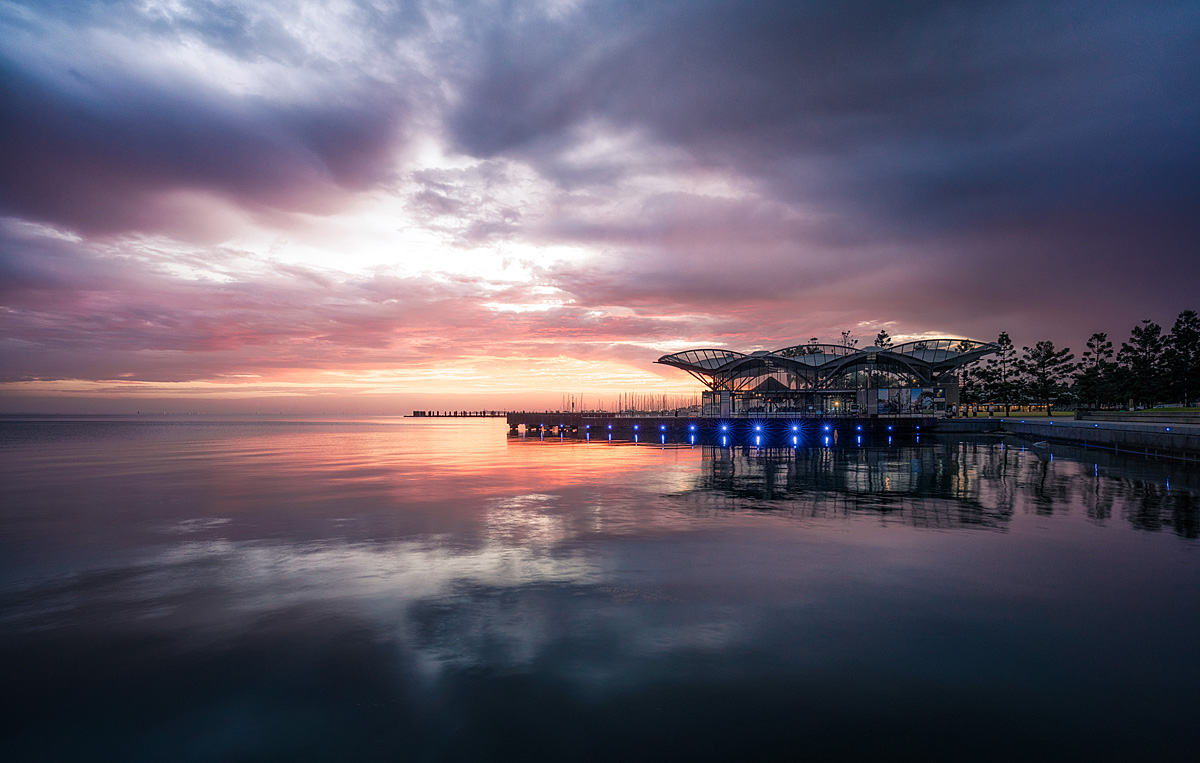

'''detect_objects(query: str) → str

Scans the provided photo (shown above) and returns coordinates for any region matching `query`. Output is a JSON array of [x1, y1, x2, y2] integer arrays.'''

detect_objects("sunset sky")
[[2, 0, 1198, 413]]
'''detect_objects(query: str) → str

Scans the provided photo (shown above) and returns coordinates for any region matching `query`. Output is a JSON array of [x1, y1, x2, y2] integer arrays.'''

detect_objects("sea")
[[2, 415, 1198, 761]]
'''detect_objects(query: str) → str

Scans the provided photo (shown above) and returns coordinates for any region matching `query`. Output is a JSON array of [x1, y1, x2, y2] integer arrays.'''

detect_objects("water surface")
[[2, 417, 1198, 760]]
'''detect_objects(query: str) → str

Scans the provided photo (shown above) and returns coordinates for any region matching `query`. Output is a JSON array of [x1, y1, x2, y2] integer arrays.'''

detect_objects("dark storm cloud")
[[448, 0, 1200, 237], [0, 1, 415, 235], [2, 0, 1199, 399], [0, 55, 405, 234], [439, 0, 1200, 348]]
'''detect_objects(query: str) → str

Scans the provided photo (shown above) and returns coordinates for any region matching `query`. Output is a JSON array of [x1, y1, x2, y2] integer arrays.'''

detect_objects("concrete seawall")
[[934, 417, 1200, 462], [1079, 411, 1200, 425]]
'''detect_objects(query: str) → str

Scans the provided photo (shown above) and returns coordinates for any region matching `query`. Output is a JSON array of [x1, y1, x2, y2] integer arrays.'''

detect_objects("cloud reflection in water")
[[3, 419, 1200, 760]]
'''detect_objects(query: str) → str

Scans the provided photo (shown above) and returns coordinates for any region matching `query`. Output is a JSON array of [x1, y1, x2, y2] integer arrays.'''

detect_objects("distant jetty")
[[409, 410, 507, 417]]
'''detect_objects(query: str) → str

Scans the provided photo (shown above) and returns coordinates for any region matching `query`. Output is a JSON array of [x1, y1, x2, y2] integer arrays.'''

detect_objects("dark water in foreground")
[[2, 416, 1199, 761]]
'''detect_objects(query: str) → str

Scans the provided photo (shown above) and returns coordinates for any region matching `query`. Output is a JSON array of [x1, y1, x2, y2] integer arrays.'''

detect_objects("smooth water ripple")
[[2, 416, 1198, 761]]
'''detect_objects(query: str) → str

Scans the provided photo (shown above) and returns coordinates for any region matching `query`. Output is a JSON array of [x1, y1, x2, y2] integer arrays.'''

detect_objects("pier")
[[506, 411, 1200, 461], [410, 410, 507, 417], [506, 412, 938, 444]]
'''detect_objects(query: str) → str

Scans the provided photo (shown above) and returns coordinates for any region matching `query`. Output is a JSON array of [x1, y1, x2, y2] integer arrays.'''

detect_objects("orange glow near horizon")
[[0, 354, 705, 413]]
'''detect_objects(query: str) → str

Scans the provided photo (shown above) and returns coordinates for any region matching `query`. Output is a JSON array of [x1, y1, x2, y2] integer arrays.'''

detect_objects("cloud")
[[447, 1, 1200, 220], [0, 1, 412, 236], [0, 220, 707, 387], [437, 0, 1200, 346], [2, 1, 1199, 405]]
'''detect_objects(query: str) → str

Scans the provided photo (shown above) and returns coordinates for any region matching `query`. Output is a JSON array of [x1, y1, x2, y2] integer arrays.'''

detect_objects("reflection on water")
[[2, 417, 1200, 761], [687, 436, 1199, 535]]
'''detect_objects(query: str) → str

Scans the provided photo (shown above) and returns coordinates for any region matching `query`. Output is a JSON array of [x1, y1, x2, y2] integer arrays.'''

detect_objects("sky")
[[2, 0, 1198, 413]]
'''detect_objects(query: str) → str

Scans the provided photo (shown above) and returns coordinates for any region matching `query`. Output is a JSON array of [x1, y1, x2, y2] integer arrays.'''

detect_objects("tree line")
[[957, 309, 1200, 415]]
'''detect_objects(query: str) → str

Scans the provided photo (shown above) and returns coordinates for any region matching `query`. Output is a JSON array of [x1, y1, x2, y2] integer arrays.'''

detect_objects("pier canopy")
[[658, 339, 996, 392], [657, 339, 997, 416]]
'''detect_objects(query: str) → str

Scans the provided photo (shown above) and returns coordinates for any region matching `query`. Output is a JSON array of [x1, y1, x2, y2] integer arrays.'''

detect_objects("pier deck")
[[507, 412, 1200, 461], [506, 412, 938, 437]]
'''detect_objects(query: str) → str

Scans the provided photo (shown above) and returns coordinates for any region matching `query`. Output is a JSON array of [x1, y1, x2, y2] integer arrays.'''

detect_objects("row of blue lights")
[[571, 417, 1184, 437], [543, 420, 918, 436], [536, 429, 915, 450]]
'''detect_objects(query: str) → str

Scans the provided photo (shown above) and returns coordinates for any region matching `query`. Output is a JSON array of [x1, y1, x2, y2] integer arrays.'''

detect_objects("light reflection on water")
[[2, 417, 1199, 761], [683, 435, 1198, 534]]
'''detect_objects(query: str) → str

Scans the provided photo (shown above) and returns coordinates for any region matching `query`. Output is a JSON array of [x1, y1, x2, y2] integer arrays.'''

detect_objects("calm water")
[[2, 416, 1199, 761]]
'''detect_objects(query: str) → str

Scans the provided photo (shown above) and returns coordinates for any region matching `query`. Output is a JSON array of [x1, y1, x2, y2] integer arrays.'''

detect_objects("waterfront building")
[[657, 339, 997, 416]]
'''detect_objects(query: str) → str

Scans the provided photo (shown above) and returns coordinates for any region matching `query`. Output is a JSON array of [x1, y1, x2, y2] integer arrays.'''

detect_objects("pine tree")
[[1019, 341, 1077, 416], [959, 364, 983, 408], [874, 330, 892, 349], [1075, 332, 1115, 409], [982, 331, 1018, 414], [1118, 319, 1165, 408], [1165, 309, 1200, 407]]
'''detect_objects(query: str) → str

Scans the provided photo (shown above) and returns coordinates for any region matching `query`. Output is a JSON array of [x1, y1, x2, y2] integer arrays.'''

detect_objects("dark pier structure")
[[506, 337, 1200, 458], [411, 410, 507, 417], [506, 411, 1200, 460], [507, 412, 938, 445], [508, 336, 997, 445], [657, 338, 998, 417]]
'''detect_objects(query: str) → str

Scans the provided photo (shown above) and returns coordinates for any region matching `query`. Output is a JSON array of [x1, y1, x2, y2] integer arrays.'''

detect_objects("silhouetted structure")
[[658, 339, 997, 416]]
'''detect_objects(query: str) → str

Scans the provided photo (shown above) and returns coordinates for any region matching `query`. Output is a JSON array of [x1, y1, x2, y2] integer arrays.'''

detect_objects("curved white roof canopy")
[[657, 339, 998, 391]]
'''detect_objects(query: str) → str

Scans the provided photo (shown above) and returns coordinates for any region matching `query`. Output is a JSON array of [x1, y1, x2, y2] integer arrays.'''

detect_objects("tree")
[[1165, 309, 1200, 407], [1074, 332, 1116, 409], [874, 330, 893, 349], [959, 364, 984, 409], [981, 331, 1019, 414], [1118, 319, 1165, 408], [805, 336, 821, 354], [1019, 341, 1077, 416], [840, 330, 857, 349]]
